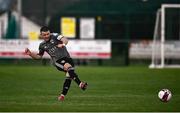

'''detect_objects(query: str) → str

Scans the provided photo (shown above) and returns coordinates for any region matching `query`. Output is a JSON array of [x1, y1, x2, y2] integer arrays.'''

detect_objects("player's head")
[[40, 26, 51, 41]]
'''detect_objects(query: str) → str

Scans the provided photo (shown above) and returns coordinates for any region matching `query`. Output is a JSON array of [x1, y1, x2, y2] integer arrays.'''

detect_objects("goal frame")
[[149, 4, 180, 68]]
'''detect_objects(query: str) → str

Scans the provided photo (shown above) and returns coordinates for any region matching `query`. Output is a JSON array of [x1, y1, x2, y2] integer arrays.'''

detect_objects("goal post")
[[150, 4, 180, 68]]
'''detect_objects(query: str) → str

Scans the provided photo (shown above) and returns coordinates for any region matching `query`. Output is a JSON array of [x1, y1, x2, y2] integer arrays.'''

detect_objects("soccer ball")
[[158, 89, 172, 102]]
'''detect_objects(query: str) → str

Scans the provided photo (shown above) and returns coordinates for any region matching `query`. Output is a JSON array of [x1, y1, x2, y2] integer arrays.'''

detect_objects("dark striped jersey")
[[38, 33, 70, 64]]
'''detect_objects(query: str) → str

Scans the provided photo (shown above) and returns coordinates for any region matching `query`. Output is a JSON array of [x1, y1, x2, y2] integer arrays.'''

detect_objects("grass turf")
[[0, 65, 180, 112]]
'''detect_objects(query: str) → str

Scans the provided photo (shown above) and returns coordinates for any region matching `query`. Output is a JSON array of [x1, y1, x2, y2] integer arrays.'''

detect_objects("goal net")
[[149, 4, 180, 68]]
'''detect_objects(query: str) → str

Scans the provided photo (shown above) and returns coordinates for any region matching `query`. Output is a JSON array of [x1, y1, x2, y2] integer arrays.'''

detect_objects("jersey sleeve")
[[38, 44, 45, 56]]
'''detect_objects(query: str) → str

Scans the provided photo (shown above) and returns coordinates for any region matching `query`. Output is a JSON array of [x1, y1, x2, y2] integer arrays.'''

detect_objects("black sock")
[[68, 70, 81, 85], [61, 77, 72, 95]]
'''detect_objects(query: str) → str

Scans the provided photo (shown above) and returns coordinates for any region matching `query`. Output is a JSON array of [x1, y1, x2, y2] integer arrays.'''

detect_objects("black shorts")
[[55, 57, 75, 72]]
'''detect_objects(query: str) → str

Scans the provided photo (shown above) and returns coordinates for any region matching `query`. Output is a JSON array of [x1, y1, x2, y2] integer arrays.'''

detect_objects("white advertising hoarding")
[[129, 40, 180, 59], [0, 39, 111, 59], [0, 39, 29, 58], [66, 40, 111, 59]]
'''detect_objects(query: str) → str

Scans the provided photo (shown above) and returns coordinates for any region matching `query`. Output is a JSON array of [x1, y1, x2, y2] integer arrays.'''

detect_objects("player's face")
[[41, 31, 50, 41]]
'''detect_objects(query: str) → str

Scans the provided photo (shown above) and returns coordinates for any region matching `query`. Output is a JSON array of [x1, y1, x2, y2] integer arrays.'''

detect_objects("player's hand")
[[25, 48, 31, 55], [57, 44, 65, 48]]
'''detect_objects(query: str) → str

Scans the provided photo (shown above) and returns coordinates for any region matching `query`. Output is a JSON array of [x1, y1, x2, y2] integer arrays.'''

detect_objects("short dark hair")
[[40, 26, 50, 32]]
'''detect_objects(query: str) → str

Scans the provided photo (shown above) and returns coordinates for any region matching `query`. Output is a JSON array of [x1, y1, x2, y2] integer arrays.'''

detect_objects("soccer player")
[[25, 26, 88, 101]]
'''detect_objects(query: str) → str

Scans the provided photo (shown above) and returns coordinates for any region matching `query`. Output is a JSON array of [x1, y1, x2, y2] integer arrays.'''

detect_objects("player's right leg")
[[64, 63, 88, 90]]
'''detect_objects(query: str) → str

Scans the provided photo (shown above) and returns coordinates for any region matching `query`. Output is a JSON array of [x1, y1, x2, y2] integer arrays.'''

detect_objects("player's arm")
[[25, 48, 42, 59], [57, 35, 68, 48]]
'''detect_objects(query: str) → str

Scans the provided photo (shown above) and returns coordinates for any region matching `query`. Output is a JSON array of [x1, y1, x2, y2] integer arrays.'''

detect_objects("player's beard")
[[44, 37, 50, 41]]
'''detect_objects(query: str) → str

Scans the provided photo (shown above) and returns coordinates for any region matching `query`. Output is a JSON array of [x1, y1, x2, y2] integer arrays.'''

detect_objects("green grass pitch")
[[0, 65, 180, 112]]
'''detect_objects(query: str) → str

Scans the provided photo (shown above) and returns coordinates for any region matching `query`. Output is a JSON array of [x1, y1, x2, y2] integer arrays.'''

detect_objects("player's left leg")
[[64, 63, 88, 90], [58, 74, 72, 101]]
